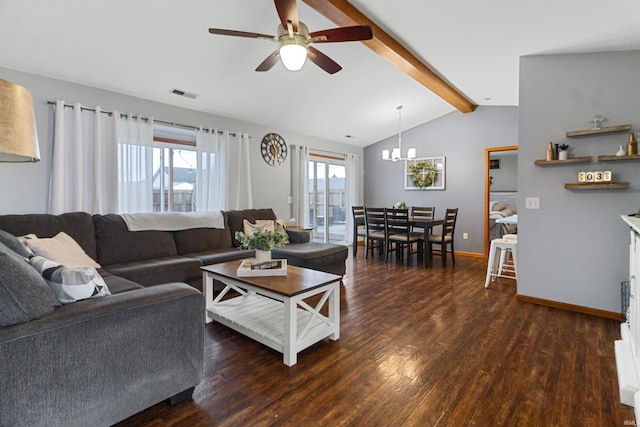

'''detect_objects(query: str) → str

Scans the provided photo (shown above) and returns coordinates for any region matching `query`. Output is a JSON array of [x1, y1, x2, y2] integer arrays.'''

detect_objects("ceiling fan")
[[208, 0, 373, 74]]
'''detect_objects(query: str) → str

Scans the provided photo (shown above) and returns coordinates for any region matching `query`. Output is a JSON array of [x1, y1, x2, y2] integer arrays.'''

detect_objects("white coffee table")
[[202, 260, 341, 366]]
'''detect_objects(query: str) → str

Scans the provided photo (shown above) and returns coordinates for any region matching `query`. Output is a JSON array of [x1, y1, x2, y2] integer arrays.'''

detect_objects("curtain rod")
[[290, 145, 357, 161], [46, 101, 248, 137]]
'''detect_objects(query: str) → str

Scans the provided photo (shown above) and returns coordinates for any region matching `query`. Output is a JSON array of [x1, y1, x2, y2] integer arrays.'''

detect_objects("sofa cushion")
[[25, 231, 101, 268], [99, 270, 144, 294], [183, 248, 254, 266], [103, 256, 202, 287], [272, 242, 348, 275], [173, 214, 232, 254], [93, 214, 178, 265], [0, 212, 97, 260], [0, 242, 60, 327]]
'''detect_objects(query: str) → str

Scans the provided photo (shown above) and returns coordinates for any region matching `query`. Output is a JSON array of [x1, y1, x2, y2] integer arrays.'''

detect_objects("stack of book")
[[236, 259, 287, 276]]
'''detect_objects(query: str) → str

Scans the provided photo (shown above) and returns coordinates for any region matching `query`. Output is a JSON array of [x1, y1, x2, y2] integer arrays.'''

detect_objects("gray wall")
[[364, 106, 519, 254], [518, 50, 640, 313], [0, 68, 363, 218]]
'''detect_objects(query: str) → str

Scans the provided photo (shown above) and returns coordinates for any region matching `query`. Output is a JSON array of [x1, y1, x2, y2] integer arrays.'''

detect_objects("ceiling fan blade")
[[309, 25, 373, 43], [209, 28, 274, 40], [255, 50, 281, 72], [308, 46, 342, 74], [274, 0, 299, 32]]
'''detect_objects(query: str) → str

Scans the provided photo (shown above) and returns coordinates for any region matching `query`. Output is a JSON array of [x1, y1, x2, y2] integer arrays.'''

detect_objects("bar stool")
[[499, 234, 517, 274], [485, 237, 517, 287]]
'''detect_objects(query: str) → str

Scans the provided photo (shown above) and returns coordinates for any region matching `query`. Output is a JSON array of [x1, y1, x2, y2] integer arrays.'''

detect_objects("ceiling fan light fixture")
[[279, 42, 307, 71]]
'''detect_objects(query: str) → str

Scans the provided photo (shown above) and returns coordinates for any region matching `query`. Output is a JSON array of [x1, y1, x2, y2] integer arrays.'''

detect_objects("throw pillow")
[[0, 242, 60, 327], [0, 230, 31, 258], [26, 231, 101, 268], [274, 219, 287, 233], [243, 219, 275, 235], [29, 255, 110, 304]]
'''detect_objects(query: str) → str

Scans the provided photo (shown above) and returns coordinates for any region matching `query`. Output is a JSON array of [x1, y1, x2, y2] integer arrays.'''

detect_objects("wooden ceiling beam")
[[302, 0, 477, 113]]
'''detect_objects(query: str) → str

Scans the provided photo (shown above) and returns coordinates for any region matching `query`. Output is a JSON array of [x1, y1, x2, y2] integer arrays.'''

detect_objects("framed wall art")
[[404, 156, 446, 190]]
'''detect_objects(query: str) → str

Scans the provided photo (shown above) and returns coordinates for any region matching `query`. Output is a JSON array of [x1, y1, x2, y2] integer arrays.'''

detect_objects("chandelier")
[[382, 105, 416, 162]]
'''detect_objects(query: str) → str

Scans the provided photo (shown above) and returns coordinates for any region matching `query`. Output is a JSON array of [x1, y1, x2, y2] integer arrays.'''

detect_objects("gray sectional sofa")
[[0, 208, 347, 427]]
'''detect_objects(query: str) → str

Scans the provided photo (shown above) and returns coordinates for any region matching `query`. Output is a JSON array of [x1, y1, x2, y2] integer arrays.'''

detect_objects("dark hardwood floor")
[[116, 249, 635, 426]]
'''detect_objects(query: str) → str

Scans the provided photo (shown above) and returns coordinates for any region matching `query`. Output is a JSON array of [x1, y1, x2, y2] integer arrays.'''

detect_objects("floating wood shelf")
[[534, 156, 592, 165], [564, 182, 629, 190], [598, 154, 640, 161], [566, 124, 631, 137]]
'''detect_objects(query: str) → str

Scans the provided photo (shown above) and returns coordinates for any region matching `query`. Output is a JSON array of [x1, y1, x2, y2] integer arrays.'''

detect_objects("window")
[[152, 126, 197, 212]]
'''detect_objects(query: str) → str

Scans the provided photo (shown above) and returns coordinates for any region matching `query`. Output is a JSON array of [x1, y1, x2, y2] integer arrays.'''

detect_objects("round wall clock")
[[261, 133, 288, 166]]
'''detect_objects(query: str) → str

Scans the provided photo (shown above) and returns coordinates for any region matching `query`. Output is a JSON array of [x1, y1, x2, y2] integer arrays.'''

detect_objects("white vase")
[[616, 145, 627, 156], [255, 249, 272, 263], [558, 150, 568, 160]]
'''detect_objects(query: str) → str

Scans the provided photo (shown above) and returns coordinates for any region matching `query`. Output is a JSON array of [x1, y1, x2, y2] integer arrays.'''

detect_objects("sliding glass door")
[[308, 159, 346, 243]]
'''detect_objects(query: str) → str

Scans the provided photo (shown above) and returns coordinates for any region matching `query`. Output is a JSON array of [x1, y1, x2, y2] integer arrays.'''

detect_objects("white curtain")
[[345, 153, 360, 244], [115, 113, 154, 213], [49, 101, 118, 214], [226, 132, 253, 210], [290, 144, 309, 227], [194, 127, 227, 211]]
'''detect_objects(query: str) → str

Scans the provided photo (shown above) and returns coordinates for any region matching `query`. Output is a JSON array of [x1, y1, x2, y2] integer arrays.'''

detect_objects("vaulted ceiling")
[[1, 0, 639, 147]]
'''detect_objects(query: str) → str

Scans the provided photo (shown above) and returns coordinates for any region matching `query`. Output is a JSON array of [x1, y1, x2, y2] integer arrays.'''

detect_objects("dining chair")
[[364, 207, 386, 259], [410, 206, 435, 220], [428, 208, 459, 266], [351, 206, 366, 257], [410, 206, 435, 233], [384, 208, 424, 264]]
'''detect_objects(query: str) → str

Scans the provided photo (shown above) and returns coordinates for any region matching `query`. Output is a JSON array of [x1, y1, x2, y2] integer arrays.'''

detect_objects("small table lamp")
[[0, 79, 40, 162]]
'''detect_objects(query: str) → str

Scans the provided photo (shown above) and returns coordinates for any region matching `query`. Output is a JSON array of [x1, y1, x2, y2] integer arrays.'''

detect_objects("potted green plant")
[[235, 228, 289, 262]]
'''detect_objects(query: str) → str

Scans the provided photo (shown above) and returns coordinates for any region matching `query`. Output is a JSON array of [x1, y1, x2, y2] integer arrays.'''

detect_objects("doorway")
[[484, 146, 518, 256], [308, 159, 347, 244]]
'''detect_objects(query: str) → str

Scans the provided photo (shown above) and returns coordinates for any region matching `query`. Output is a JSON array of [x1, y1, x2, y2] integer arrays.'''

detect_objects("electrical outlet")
[[463, 232, 469, 240], [525, 197, 540, 209]]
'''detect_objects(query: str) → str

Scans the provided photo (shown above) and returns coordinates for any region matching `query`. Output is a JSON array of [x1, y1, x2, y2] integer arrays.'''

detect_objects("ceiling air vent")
[[170, 88, 199, 99]]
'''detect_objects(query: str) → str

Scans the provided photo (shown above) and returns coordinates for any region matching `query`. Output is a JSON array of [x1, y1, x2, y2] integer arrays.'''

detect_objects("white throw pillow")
[[243, 219, 275, 235], [26, 232, 101, 268]]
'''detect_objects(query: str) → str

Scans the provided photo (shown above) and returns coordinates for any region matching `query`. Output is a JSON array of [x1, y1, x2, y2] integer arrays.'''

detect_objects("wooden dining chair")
[[410, 206, 435, 233], [364, 207, 387, 259], [384, 208, 424, 264], [428, 208, 459, 266], [411, 206, 435, 220], [351, 206, 366, 257]]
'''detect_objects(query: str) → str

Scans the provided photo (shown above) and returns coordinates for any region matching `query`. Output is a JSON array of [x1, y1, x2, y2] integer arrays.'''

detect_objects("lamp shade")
[[279, 43, 308, 71], [0, 79, 40, 162]]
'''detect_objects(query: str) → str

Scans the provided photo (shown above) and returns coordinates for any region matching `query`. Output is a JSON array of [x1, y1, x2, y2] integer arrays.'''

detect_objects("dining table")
[[495, 214, 518, 236], [408, 216, 444, 267]]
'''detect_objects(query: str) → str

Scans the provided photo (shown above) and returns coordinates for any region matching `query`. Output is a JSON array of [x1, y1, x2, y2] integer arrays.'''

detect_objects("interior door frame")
[[484, 145, 518, 256]]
